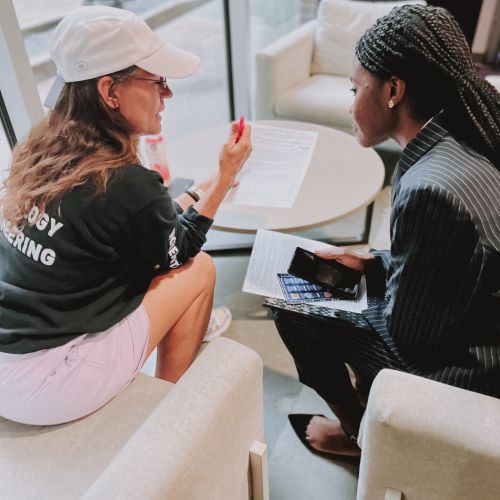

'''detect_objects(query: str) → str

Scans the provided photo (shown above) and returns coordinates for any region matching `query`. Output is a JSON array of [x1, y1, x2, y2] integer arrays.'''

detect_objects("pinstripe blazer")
[[364, 116, 500, 397]]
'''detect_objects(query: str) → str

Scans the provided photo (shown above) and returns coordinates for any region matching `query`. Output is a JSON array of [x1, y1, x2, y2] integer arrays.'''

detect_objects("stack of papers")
[[224, 124, 318, 208]]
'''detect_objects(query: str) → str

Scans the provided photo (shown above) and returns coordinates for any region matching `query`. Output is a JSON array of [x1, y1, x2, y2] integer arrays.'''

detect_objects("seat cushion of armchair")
[[0, 373, 172, 499], [0, 338, 264, 500], [275, 74, 353, 132]]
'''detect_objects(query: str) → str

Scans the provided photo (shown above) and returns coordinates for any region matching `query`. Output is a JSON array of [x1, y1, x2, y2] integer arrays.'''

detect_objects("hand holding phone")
[[315, 246, 375, 273], [287, 247, 362, 299]]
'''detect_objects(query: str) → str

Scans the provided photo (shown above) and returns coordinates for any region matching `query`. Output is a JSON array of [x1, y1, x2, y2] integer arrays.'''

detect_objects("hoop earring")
[[388, 99, 396, 109]]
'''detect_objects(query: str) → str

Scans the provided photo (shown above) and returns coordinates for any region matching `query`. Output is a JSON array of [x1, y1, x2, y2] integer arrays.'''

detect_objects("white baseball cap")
[[44, 6, 200, 108]]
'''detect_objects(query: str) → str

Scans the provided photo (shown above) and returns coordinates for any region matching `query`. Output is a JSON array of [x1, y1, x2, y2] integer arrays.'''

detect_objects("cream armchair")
[[357, 369, 500, 500], [0, 338, 268, 500], [255, 19, 352, 132], [255, 0, 426, 166]]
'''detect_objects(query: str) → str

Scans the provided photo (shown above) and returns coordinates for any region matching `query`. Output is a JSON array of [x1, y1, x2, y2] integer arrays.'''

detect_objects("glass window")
[[154, 1, 230, 143], [0, 90, 14, 182], [12, 0, 230, 146], [11, 0, 319, 141], [0, 121, 12, 184], [249, 0, 318, 109], [250, 0, 316, 51]]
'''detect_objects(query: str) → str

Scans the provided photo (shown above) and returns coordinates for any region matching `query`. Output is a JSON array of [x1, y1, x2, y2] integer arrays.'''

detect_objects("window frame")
[[0, 91, 17, 149], [0, 0, 49, 147]]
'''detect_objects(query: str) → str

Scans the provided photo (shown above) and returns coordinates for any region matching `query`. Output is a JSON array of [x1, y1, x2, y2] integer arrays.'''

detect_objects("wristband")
[[185, 187, 205, 202], [194, 187, 205, 199]]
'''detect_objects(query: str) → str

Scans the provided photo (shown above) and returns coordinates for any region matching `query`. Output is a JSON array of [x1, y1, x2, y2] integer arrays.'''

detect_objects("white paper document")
[[224, 124, 318, 208], [243, 229, 368, 313]]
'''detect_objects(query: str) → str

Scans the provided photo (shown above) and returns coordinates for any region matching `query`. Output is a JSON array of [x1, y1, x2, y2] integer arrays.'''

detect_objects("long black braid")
[[355, 4, 500, 168]]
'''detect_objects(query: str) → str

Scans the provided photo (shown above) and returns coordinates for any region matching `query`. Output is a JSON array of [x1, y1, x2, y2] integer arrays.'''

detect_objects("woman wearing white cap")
[[0, 6, 251, 425]]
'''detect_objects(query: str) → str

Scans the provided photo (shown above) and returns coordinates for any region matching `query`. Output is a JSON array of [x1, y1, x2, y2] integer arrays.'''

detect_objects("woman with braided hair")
[[272, 4, 500, 459]]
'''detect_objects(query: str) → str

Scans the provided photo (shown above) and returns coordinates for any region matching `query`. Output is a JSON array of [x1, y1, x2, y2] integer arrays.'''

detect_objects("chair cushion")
[[311, 0, 426, 77], [0, 373, 172, 499], [275, 74, 353, 131]]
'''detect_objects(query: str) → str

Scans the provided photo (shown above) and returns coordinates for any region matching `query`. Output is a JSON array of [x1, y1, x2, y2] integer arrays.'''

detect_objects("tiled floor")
[[141, 271, 362, 500], [141, 187, 392, 500], [217, 188, 390, 499]]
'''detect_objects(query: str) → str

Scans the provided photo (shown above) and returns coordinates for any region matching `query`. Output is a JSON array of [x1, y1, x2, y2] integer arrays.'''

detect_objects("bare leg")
[[142, 251, 216, 382], [329, 401, 364, 437], [349, 365, 371, 407]]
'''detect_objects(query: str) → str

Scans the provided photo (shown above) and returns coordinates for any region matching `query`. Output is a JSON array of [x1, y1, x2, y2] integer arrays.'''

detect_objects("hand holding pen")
[[236, 115, 245, 143], [185, 116, 251, 220], [218, 116, 252, 183]]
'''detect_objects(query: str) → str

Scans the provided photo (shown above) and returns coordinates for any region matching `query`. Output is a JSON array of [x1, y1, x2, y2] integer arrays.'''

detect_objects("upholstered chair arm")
[[357, 369, 500, 500], [255, 20, 316, 119], [83, 338, 265, 500]]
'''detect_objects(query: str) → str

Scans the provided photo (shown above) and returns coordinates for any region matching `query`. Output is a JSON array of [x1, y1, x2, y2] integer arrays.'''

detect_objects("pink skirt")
[[0, 304, 150, 425]]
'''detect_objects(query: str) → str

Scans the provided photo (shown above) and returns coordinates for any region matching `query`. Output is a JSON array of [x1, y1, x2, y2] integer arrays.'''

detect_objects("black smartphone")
[[168, 177, 194, 199], [287, 247, 361, 299]]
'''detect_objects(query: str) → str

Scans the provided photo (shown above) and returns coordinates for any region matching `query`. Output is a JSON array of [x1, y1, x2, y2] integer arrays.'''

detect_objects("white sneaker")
[[203, 306, 232, 342]]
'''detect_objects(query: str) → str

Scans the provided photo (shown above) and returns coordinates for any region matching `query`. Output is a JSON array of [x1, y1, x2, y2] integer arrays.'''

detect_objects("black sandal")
[[287, 414, 361, 464]]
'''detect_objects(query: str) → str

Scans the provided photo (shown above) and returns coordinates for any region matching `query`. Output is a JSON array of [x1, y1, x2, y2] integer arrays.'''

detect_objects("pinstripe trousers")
[[272, 309, 403, 405]]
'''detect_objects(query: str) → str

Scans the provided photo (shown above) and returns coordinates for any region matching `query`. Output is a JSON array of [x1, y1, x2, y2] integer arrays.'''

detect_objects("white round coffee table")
[[168, 120, 385, 234]]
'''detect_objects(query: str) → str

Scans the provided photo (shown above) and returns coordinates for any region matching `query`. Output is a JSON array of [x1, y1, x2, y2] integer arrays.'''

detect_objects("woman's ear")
[[388, 76, 406, 106], [97, 76, 120, 110]]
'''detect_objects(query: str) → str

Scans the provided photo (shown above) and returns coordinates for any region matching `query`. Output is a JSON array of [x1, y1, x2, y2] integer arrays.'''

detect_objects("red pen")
[[236, 115, 245, 143]]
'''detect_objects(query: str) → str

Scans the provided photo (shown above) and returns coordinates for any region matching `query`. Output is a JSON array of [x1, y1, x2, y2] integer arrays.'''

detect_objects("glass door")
[[0, 90, 14, 182]]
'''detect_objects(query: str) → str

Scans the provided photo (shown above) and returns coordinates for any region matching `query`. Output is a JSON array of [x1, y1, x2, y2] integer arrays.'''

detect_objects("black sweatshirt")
[[0, 165, 213, 353]]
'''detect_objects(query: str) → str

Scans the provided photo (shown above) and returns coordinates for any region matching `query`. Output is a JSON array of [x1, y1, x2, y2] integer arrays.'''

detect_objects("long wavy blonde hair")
[[1, 66, 141, 228]]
